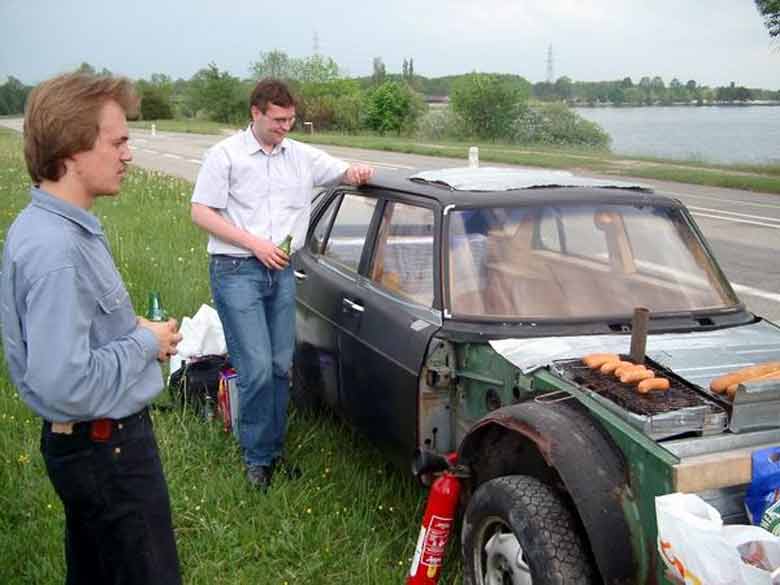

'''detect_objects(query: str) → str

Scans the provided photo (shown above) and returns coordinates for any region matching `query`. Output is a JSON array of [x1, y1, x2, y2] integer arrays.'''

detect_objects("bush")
[[511, 102, 610, 148], [415, 108, 467, 141], [332, 94, 363, 133], [451, 73, 525, 140], [364, 81, 423, 136], [140, 90, 173, 120]]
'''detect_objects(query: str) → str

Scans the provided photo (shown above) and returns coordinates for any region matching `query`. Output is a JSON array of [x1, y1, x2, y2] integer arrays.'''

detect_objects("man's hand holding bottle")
[[249, 236, 291, 270], [250, 234, 292, 271], [138, 317, 183, 362], [141, 291, 182, 361]]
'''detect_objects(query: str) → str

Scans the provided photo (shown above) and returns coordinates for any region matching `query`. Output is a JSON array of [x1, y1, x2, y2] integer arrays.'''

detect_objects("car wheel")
[[291, 352, 322, 412], [462, 475, 595, 585]]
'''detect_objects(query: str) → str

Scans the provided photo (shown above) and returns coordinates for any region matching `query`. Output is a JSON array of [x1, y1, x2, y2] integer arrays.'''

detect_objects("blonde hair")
[[23, 72, 139, 183]]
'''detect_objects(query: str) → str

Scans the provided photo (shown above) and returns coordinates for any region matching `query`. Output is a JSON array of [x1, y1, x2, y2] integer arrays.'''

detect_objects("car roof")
[[360, 166, 681, 209]]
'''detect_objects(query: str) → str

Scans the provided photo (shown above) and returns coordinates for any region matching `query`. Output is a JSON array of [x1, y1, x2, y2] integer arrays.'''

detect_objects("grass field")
[[0, 128, 458, 584]]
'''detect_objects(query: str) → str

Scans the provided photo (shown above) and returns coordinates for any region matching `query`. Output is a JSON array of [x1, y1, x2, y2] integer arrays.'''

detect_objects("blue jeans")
[[209, 256, 295, 467], [40, 409, 181, 585]]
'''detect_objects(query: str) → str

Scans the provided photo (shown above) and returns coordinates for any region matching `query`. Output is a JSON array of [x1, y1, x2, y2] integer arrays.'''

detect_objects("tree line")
[[2, 54, 779, 149]]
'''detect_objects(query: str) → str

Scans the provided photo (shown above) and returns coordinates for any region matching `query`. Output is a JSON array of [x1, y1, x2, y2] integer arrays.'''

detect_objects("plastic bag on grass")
[[656, 492, 780, 585]]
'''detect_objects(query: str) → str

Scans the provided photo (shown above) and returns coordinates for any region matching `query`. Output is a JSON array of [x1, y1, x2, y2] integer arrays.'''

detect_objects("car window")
[[538, 207, 562, 252], [369, 201, 435, 307], [321, 194, 378, 272], [448, 204, 737, 319], [309, 194, 341, 254]]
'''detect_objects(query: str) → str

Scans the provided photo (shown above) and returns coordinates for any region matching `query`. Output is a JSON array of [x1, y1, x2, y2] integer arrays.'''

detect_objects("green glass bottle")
[[278, 234, 293, 255], [146, 291, 167, 322]]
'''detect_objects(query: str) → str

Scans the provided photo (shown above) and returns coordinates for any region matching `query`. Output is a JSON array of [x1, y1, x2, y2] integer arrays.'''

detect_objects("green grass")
[[130, 119, 237, 135], [0, 128, 458, 584]]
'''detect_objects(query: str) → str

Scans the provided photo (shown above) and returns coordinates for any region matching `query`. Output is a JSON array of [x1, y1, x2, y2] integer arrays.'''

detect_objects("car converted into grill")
[[291, 166, 780, 585]]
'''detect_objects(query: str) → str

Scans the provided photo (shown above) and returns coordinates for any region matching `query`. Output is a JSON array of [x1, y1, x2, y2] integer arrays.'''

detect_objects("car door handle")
[[342, 297, 365, 313], [294, 270, 307, 282]]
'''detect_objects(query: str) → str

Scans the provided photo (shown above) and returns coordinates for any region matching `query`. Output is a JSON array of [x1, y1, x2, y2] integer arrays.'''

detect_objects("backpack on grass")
[[169, 354, 230, 421]]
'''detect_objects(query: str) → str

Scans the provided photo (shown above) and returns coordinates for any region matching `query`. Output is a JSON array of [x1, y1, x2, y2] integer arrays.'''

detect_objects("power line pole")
[[313, 30, 320, 55], [546, 44, 554, 83]]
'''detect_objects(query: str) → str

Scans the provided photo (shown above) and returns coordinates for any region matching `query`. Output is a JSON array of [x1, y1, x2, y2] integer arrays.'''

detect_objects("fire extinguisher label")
[[421, 515, 452, 567], [409, 526, 426, 576]]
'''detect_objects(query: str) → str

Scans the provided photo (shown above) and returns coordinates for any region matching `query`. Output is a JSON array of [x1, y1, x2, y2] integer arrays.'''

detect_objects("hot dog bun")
[[582, 353, 620, 369], [621, 368, 654, 384], [637, 377, 670, 394], [710, 362, 780, 394], [601, 360, 631, 374], [614, 363, 642, 378], [725, 370, 780, 399]]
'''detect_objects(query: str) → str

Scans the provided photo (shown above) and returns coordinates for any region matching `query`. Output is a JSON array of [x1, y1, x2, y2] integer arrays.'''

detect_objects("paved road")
[[2, 118, 778, 322]]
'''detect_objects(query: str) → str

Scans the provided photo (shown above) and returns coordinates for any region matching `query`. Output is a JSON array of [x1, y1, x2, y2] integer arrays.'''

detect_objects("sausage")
[[637, 377, 670, 394], [614, 363, 642, 378], [621, 368, 655, 384], [725, 370, 780, 399], [710, 361, 780, 394], [600, 360, 632, 374], [582, 353, 620, 369]]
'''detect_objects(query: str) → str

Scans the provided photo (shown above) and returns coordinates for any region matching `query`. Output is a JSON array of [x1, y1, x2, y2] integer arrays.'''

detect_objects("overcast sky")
[[2, 0, 779, 89]]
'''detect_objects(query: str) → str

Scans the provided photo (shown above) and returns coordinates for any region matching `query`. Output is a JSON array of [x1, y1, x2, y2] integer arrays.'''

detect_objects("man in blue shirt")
[[1, 73, 183, 584]]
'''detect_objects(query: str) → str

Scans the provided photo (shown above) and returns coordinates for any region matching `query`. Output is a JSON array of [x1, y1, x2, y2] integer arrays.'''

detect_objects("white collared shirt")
[[191, 126, 348, 256]]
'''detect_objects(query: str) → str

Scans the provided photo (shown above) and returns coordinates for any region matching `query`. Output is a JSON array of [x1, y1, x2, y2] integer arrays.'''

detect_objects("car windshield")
[[447, 203, 738, 320]]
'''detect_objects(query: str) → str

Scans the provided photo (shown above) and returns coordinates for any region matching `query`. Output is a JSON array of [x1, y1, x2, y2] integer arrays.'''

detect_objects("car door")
[[337, 195, 442, 458], [293, 190, 380, 410]]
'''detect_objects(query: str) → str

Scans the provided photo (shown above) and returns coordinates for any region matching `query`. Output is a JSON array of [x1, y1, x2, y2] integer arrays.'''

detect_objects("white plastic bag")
[[656, 493, 780, 585], [724, 526, 780, 585], [176, 304, 226, 358], [168, 304, 226, 376]]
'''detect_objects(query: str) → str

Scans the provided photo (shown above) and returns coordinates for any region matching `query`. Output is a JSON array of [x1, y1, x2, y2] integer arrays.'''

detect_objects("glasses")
[[264, 113, 296, 128]]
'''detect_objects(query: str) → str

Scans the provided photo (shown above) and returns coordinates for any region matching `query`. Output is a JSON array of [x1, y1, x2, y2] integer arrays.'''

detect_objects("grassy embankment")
[[130, 119, 780, 195], [0, 128, 454, 585]]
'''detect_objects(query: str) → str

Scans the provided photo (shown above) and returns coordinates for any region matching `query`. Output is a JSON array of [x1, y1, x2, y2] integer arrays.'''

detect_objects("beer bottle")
[[146, 291, 167, 322], [278, 234, 293, 255]]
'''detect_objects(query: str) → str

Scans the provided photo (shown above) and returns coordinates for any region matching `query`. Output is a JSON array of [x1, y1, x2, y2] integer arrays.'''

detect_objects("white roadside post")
[[151, 123, 157, 137], [468, 146, 479, 168]]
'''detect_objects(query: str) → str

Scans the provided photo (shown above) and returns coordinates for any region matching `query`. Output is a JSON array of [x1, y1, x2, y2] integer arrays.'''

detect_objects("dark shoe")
[[272, 457, 302, 480], [246, 464, 273, 491]]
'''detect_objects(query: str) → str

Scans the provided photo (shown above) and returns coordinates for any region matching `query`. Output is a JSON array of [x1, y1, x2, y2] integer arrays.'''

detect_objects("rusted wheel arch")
[[457, 400, 637, 585]]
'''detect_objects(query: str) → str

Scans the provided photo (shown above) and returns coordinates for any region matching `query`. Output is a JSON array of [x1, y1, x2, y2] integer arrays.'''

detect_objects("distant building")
[[425, 95, 449, 104]]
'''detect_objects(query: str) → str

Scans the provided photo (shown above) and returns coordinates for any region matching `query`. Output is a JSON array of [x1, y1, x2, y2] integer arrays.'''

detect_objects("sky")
[[2, 0, 779, 89]]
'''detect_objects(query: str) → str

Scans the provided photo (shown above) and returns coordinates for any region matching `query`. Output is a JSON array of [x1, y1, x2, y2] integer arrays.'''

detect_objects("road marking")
[[186, 159, 202, 164], [163, 153, 182, 159], [342, 157, 414, 170], [732, 283, 780, 303], [688, 205, 780, 223], [142, 149, 158, 154], [673, 191, 780, 211], [691, 211, 780, 230]]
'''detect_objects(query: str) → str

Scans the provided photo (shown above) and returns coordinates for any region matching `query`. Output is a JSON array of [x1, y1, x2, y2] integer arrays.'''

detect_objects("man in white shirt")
[[191, 78, 372, 490]]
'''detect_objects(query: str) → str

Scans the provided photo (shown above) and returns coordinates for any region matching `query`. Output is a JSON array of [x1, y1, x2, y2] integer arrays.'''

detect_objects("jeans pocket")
[[210, 256, 245, 277], [44, 446, 104, 516]]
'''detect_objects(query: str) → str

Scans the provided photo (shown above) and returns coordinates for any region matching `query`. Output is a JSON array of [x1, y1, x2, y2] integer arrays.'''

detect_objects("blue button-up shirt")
[[1, 187, 162, 422]]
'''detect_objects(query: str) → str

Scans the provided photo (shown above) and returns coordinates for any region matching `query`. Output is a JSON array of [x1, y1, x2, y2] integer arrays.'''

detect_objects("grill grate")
[[554, 356, 707, 416]]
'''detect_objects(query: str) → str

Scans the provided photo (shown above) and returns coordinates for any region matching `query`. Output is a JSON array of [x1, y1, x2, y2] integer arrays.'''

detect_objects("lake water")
[[574, 106, 780, 166]]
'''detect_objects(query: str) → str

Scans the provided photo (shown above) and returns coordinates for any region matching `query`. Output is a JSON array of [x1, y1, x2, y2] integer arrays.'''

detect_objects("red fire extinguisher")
[[407, 452, 464, 585]]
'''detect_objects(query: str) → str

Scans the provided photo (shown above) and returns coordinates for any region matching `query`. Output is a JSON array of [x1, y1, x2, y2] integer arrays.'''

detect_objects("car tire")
[[462, 475, 595, 585], [291, 353, 322, 413]]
